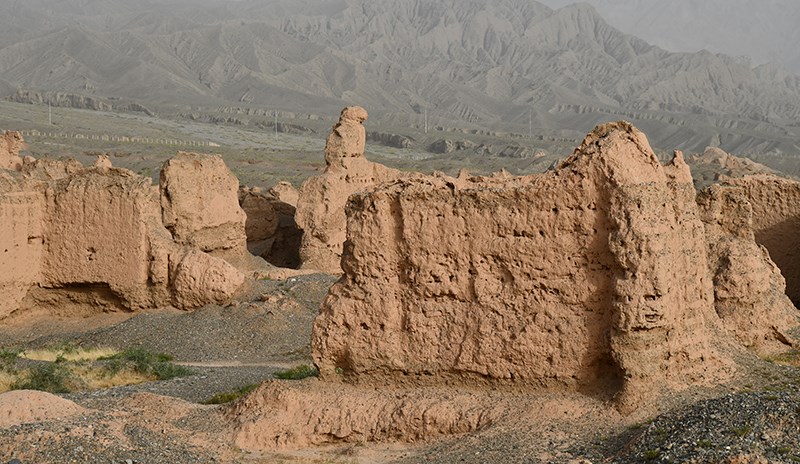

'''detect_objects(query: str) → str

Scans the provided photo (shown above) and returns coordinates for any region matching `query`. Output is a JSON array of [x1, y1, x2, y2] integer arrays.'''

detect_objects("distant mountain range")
[[1, 0, 800, 159], [538, 0, 800, 73]]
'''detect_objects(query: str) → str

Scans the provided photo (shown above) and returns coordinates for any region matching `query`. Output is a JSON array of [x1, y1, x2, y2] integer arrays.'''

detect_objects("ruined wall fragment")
[[1, 155, 245, 318], [160, 152, 247, 253], [0, 131, 24, 171], [296, 107, 415, 273], [0, 173, 44, 318], [698, 184, 798, 354], [39, 169, 162, 309], [722, 175, 800, 305], [239, 186, 302, 269], [312, 121, 732, 411]]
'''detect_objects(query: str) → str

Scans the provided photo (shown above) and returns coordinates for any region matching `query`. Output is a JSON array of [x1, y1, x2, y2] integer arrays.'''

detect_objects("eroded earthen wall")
[[160, 152, 247, 253], [0, 175, 44, 318], [39, 170, 159, 309], [312, 122, 732, 410], [723, 175, 800, 305], [698, 184, 798, 354], [296, 107, 415, 273]]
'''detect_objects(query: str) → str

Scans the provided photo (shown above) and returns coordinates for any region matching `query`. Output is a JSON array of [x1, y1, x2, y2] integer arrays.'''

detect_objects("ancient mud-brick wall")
[[0, 146, 246, 317], [39, 169, 169, 309], [0, 131, 24, 171], [160, 151, 247, 253], [239, 185, 303, 269], [313, 122, 731, 410], [698, 184, 798, 354], [723, 175, 800, 305], [0, 174, 44, 318]]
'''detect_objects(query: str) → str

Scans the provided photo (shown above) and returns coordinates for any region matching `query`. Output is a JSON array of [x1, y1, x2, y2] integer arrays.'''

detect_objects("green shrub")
[[643, 449, 660, 461], [100, 348, 193, 380], [274, 364, 318, 380], [202, 384, 259, 405], [12, 360, 75, 393], [0, 348, 23, 372], [731, 426, 752, 437]]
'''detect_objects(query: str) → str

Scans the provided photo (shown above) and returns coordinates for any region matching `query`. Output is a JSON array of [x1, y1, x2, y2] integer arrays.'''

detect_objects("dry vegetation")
[[0, 344, 193, 395]]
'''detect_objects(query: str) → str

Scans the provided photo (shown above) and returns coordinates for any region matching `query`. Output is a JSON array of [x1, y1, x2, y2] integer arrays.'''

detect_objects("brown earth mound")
[[229, 380, 503, 451], [721, 175, 800, 306], [687, 147, 776, 184], [312, 121, 740, 413], [296, 107, 417, 273], [0, 390, 87, 428]]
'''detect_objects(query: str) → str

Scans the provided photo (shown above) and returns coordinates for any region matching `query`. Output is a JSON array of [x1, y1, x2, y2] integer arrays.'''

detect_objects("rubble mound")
[[0, 390, 86, 428], [721, 175, 800, 305], [312, 121, 738, 412], [0, 131, 24, 171], [296, 106, 416, 273], [687, 147, 777, 189]]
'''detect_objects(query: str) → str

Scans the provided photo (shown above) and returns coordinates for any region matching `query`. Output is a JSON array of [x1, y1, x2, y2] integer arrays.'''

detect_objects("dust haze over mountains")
[[538, 0, 800, 72], [1, 0, 800, 165]]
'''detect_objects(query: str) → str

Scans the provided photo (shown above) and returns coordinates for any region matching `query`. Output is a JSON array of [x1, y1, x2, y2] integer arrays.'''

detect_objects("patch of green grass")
[[767, 350, 800, 367], [730, 426, 752, 438], [274, 364, 318, 380], [100, 348, 194, 380], [203, 384, 259, 405], [12, 358, 76, 393], [0, 348, 23, 372], [697, 439, 713, 449], [643, 449, 660, 460], [778, 446, 792, 455]]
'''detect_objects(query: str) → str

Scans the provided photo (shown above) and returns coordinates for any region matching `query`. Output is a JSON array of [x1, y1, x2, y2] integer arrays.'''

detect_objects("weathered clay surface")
[[697, 184, 798, 354], [722, 175, 800, 305], [229, 380, 502, 451], [312, 121, 733, 412], [0, 131, 24, 171], [39, 168, 166, 309], [296, 107, 415, 273], [0, 390, 87, 428], [1, 157, 246, 317], [269, 181, 299, 207], [0, 173, 45, 319], [239, 186, 279, 257], [160, 152, 247, 253], [171, 250, 246, 309]]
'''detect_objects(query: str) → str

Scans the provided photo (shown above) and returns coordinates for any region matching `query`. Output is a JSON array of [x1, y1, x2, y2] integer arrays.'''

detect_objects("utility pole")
[[529, 109, 532, 138], [274, 110, 278, 138], [48, 101, 52, 125], [424, 107, 428, 134]]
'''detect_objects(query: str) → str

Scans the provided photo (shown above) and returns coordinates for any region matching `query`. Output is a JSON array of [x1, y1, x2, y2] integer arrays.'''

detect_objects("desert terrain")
[[0, 104, 799, 463], [1, 1, 800, 463]]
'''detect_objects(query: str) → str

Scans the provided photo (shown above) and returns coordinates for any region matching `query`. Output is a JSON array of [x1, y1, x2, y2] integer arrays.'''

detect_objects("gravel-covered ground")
[[601, 389, 800, 463], [2, 272, 800, 464]]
